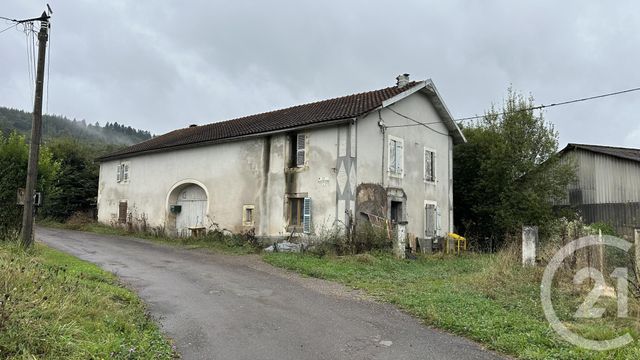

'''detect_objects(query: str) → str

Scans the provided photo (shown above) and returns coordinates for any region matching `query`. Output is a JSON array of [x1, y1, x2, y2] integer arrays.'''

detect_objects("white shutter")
[[123, 164, 129, 182], [116, 164, 122, 182], [396, 141, 403, 174], [302, 197, 311, 234], [296, 134, 306, 167], [389, 139, 396, 172]]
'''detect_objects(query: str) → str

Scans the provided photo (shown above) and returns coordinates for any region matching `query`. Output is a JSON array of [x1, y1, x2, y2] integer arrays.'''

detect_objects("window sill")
[[285, 166, 308, 173], [424, 179, 436, 185], [388, 172, 403, 179]]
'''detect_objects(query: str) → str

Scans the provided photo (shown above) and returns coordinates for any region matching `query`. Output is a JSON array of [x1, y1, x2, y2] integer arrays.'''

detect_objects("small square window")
[[242, 205, 255, 226]]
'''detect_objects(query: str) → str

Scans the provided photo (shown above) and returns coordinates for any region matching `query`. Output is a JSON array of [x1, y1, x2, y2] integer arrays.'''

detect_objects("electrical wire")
[[0, 23, 17, 34], [384, 106, 451, 136], [385, 85, 640, 131]]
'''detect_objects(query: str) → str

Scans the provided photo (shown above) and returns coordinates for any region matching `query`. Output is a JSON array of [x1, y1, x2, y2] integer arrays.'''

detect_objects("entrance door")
[[176, 185, 207, 236]]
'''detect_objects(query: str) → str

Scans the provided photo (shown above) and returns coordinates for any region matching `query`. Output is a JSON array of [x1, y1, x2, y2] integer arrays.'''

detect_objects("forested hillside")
[[0, 106, 152, 145]]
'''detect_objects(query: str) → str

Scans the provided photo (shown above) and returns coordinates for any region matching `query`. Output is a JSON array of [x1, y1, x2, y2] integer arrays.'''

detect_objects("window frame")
[[387, 135, 404, 177], [288, 197, 304, 227], [242, 205, 255, 227], [423, 147, 436, 183]]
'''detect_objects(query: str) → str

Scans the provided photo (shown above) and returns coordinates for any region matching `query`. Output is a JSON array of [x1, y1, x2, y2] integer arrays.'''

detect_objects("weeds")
[[0, 238, 176, 359]]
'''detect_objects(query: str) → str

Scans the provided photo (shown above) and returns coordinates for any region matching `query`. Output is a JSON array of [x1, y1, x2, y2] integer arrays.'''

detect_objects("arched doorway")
[[167, 182, 208, 236]]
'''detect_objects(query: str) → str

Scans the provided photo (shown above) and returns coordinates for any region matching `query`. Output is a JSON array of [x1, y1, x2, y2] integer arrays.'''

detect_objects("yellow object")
[[445, 232, 467, 255]]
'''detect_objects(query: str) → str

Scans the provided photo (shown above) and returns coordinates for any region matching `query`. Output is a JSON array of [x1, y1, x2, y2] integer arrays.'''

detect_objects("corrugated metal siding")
[[576, 203, 640, 239], [572, 149, 640, 204]]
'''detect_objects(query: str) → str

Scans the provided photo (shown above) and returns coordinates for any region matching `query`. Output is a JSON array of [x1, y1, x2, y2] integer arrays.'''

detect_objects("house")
[[97, 74, 466, 246], [557, 143, 640, 238]]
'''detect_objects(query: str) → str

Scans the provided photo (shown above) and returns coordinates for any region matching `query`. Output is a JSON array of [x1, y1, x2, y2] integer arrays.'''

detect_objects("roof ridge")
[[178, 82, 419, 131], [569, 143, 640, 151]]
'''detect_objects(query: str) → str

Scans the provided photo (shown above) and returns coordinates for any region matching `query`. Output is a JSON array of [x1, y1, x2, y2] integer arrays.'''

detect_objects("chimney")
[[189, 124, 198, 128], [396, 73, 410, 87]]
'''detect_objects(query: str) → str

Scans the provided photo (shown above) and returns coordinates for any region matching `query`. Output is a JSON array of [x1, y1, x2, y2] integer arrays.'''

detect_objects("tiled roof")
[[563, 143, 640, 163], [99, 81, 429, 161]]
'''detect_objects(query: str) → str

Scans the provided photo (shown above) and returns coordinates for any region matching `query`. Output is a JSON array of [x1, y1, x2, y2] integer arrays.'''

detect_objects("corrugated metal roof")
[[561, 143, 640, 163]]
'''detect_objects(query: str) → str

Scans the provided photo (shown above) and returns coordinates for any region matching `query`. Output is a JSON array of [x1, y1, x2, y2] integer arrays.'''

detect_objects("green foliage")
[[453, 88, 576, 249], [588, 222, 618, 237], [41, 138, 99, 220], [0, 132, 58, 237], [0, 240, 175, 359]]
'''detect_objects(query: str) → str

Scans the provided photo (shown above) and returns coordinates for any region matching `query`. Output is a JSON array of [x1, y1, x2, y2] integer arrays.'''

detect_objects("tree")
[[0, 132, 58, 237], [41, 138, 99, 220], [453, 88, 576, 250]]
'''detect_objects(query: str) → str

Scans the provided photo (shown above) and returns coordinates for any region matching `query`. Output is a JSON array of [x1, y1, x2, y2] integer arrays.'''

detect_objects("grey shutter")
[[116, 164, 122, 182], [296, 134, 306, 166], [302, 197, 311, 234], [425, 204, 435, 238], [389, 140, 396, 172], [425, 150, 433, 181], [123, 164, 129, 182], [396, 141, 403, 173]]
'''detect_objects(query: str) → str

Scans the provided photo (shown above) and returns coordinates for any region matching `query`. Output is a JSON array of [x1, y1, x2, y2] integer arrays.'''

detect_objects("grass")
[[39, 219, 260, 255], [263, 251, 640, 359], [0, 238, 176, 359]]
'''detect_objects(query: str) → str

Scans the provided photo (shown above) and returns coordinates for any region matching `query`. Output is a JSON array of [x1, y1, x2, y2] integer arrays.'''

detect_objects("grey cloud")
[[1, 0, 638, 146]]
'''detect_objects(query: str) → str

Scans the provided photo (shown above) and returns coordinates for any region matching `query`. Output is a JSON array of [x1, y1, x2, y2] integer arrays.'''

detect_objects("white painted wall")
[[357, 91, 453, 239], [98, 90, 456, 240]]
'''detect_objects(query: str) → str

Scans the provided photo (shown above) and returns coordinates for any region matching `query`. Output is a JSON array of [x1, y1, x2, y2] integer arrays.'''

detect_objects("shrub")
[[311, 222, 392, 256]]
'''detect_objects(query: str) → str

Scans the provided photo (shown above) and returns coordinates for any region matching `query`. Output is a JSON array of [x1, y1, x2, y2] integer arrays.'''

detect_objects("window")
[[424, 149, 435, 182], [242, 205, 255, 226], [388, 136, 403, 176], [116, 163, 129, 183], [288, 197, 303, 226], [289, 133, 306, 168], [118, 201, 128, 223], [288, 197, 311, 233]]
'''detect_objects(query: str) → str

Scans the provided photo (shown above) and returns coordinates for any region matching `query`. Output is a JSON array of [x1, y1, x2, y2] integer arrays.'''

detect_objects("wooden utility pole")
[[20, 12, 50, 248]]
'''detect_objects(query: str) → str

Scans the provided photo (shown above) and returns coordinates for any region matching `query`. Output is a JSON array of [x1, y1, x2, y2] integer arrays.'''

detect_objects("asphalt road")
[[38, 227, 503, 360]]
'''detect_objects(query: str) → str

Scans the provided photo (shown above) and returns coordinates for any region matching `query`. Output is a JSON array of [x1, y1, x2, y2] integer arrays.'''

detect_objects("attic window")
[[289, 133, 306, 168]]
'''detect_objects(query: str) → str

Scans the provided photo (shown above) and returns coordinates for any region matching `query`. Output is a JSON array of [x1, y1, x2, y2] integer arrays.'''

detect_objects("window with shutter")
[[302, 197, 311, 234], [296, 134, 306, 167], [388, 136, 403, 176], [288, 197, 304, 226], [116, 165, 122, 183]]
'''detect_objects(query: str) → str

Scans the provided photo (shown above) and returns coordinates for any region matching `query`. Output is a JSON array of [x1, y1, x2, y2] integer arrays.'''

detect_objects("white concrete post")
[[635, 228, 640, 286], [396, 222, 407, 259], [522, 226, 538, 266]]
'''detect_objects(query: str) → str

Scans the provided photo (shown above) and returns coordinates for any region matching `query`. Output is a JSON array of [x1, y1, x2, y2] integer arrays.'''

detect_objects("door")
[[176, 185, 207, 236]]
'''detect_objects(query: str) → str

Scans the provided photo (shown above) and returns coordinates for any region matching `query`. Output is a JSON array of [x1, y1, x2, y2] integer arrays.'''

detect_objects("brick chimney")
[[396, 73, 410, 87]]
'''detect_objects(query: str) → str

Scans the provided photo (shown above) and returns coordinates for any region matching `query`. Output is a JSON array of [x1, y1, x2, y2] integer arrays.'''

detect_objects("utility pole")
[[20, 12, 50, 248]]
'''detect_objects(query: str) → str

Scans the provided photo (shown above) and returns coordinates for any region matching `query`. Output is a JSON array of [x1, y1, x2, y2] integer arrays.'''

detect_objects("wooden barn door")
[[176, 185, 207, 236]]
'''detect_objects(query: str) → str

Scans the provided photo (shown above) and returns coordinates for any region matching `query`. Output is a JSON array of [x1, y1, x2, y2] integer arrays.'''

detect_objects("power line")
[[387, 85, 640, 129], [385, 106, 450, 136], [0, 23, 17, 34], [455, 86, 640, 123]]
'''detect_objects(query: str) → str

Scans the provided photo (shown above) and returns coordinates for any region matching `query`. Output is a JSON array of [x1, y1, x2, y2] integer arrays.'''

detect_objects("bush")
[[311, 222, 392, 256]]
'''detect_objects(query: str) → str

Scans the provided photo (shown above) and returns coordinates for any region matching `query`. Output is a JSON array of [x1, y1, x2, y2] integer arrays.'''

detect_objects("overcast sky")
[[1, 1, 638, 148]]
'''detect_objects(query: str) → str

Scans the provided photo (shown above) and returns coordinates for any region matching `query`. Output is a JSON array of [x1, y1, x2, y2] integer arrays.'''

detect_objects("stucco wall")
[[98, 90, 456, 240], [98, 127, 339, 237], [356, 91, 453, 239]]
